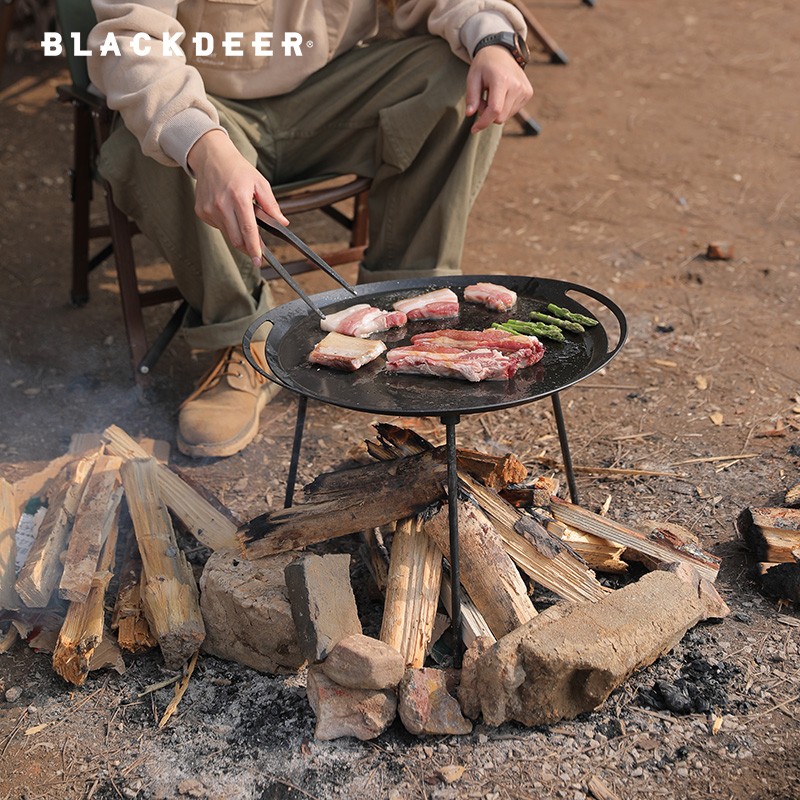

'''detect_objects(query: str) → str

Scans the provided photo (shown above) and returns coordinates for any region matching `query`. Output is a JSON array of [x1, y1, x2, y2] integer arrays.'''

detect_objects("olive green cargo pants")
[[98, 36, 503, 351]]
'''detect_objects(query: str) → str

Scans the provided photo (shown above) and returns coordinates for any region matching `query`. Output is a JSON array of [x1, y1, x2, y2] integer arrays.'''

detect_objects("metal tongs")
[[255, 206, 358, 319]]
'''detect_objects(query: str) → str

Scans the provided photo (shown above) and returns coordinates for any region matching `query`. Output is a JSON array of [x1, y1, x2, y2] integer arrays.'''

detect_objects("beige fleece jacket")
[[86, 0, 525, 169]]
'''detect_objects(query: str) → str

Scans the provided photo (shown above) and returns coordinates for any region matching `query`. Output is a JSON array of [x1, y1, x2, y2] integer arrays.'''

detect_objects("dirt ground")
[[1, 0, 799, 798]]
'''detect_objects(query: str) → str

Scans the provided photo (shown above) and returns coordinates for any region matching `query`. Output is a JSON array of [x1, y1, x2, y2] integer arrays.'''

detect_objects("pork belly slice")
[[385, 344, 517, 382], [464, 282, 518, 312], [309, 332, 387, 372], [392, 288, 459, 320], [321, 303, 407, 338], [411, 328, 545, 368]]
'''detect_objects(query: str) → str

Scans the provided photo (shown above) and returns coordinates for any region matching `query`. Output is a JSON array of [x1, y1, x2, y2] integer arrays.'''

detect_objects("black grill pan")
[[244, 275, 627, 417]]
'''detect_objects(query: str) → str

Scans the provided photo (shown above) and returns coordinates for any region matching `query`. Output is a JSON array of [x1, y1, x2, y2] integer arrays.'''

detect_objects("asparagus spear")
[[546, 303, 599, 327], [492, 320, 566, 342], [529, 310, 585, 333]]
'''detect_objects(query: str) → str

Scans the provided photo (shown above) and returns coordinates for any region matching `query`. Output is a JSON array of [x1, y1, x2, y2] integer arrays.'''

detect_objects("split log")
[[454, 449, 527, 489], [241, 450, 449, 558], [367, 424, 606, 603], [0, 478, 20, 609], [102, 425, 238, 552], [360, 528, 390, 594], [52, 485, 121, 686], [465, 476, 608, 603], [758, 561, 800, 604], [379, 517, 442, 668], [424, 500, 537, 639], [15, 454, 97, 608], [367, 424, 524, 489], [499, 475, 560, 508], [120, 458, 205, 668], [11, 453, 80, 521], [740, 507, 800, 563], [550, 497, 721, 582], [786, 483, 800, 508], [112, 529, 156, 653], [58, 456, 123, 603], [527, 508, 627, 575], [440, 574, 495, 647]]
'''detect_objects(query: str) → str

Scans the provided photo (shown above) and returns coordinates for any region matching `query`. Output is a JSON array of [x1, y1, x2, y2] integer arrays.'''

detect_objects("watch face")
[[514, 33, 530, 65]]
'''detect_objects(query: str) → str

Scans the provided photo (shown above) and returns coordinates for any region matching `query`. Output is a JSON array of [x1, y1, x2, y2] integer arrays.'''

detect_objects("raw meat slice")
[[309, 332, 387, 372], [411, 328, 545, 368], [392, 288, 459, 320], [385, 344, 518, 382], [321, 304, 407, 338], [464, 282, 518, 312]]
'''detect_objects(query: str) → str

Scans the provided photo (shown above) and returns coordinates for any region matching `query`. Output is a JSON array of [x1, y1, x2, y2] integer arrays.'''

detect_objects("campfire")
[[1, 422, 798, 738]]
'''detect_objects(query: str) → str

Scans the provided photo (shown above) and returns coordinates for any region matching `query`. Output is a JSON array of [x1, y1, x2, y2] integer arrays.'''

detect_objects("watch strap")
[[472, 31, 528, 68]]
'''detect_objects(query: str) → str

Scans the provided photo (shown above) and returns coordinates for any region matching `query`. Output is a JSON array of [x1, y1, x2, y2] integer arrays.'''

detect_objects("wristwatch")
[[472, 31, 530, 68]]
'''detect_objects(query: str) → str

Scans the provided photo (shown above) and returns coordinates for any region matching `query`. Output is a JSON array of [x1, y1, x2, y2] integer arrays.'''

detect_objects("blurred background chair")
[[55, 0, 370, 387]]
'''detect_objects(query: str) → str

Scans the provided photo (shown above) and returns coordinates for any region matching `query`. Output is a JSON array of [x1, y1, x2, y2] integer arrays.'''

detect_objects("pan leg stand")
[[551, 392, 579, 505], [284, 395, 308, 509], [441, 413, 464, 668]]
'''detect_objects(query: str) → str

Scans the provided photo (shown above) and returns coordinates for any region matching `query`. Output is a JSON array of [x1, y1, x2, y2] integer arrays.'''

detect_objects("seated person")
[[87, 0, 533, 457]]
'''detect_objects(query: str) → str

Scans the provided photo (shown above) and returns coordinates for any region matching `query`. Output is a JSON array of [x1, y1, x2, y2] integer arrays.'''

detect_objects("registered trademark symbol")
[[306, 40, 314, 48]]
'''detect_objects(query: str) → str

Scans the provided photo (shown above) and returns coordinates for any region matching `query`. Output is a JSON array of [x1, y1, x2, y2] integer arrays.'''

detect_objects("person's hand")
[[187, 130, 289, 267], [465, 46, 534, 134]]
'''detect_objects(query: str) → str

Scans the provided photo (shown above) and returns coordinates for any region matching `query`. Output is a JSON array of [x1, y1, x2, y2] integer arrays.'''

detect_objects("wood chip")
[[709, 412, 724, 426], [695, 375, 709, 391], [588, 775, 620, 800]]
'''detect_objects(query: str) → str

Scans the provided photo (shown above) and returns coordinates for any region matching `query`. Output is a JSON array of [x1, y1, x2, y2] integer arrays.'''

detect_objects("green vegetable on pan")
[[492, 320, 566, 342], [546, 303, 599, 327], [529, 311, 585, 333]]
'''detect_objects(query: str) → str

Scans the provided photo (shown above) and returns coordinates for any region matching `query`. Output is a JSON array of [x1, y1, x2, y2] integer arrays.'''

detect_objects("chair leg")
[[70, 102, 94, 306], [0, 0, 15, 87], [105, 186, 152, 387]]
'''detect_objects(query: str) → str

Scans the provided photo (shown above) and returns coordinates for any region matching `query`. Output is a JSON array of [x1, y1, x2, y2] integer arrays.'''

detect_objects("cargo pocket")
[[188, 0, 275, 71]]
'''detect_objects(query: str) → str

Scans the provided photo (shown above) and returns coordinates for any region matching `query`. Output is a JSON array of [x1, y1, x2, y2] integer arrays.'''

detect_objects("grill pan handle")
[[242, 311, 290, 389], [553, 283, 628, 360]]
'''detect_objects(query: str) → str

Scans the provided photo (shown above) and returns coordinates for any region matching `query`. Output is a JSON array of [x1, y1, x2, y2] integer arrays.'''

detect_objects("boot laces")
[[179, 346, 264, 409]]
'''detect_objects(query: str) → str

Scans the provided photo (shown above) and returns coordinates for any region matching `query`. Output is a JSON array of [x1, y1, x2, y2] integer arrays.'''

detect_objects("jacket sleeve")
[[393, 1, 527, 62], [87, 0, 225, 169]]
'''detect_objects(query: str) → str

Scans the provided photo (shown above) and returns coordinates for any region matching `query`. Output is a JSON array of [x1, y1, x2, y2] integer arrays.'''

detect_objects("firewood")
[[120, 458, 205, 668], [241, 450, 449, 559], [360, 528, 390, 594], [454, 448, 527, 489], [499, 475, 560, 508], [559, 527, 627, 574], [366, 424, 607, 603], [440, 574, 495, 647], [758, 561, 800, 604], [15, 454, 98, 608], [380, 517, 442, 668], [528, 508, 627, 574], [740, 507, 800, 563], [112, 527, 156, 653], [58, 456, 123, 603], [786, 483, 800, 508], [551, 498, 721, 582], [464, 477, 608, 603], [0, 478, 20, 610], [367, 423, 525, 489], [424, 500, 537, 639], [102, 425, 238, 552], [52, 484, 121, 686], [11, 453, 81, 521]]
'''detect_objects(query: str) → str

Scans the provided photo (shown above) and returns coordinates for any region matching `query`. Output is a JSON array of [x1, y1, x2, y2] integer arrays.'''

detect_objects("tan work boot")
[[177, 342, 281, 458]]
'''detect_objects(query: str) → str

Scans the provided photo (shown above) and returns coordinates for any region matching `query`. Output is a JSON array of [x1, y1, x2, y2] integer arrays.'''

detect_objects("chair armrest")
[[56, 83, 107, 114]]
